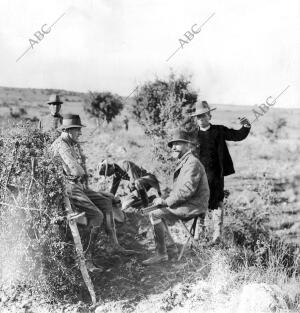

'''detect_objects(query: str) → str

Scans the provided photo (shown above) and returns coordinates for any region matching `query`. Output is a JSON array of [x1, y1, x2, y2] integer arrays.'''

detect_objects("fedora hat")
[[190, 101, 216, 116], [47, 94, 63, 105], [167, 128, 195, 148], [59, 114, 86, 130]]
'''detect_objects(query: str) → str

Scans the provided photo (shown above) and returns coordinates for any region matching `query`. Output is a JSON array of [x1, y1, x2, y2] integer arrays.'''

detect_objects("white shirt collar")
[[199, 124, 211, 131]]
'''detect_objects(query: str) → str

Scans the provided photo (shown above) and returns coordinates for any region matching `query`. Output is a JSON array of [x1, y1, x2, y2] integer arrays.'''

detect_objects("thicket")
[[0, 123, 84, 302]]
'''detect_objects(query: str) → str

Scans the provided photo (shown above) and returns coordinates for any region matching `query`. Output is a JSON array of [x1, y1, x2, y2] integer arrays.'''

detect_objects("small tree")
[[84, 92, 123, 126], [132, 73, 198, 137]]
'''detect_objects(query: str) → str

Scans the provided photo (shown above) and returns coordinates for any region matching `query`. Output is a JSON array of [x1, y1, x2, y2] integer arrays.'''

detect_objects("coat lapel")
[[173, 151, 192, 180]]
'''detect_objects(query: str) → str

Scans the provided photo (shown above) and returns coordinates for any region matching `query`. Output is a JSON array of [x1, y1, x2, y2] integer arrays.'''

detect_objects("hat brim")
[[190, 107, 216, 117], [48, 101, 63, 105], [59, 124, 86, 130], [167, 139, 195, 148]]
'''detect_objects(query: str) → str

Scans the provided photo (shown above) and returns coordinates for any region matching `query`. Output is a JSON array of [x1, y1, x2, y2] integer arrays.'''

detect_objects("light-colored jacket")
[[51, 133, 86, 180], [166, 151, 209, 218]]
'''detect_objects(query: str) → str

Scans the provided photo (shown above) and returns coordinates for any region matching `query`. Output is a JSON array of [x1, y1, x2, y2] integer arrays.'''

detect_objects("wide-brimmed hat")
[[167, 129, 195, 148], [47, 94, 63, 105], [190, 101, 216, 116], [59, 114, 86, 130]]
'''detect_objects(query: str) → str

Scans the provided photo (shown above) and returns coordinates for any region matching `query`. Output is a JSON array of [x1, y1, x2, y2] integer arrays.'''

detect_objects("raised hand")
[[239, 117, 251, 128]]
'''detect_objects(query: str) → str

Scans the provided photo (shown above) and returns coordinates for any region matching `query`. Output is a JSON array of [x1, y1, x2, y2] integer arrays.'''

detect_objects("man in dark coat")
[[142, 129, 209, 265], [191, 101, 251, 244]]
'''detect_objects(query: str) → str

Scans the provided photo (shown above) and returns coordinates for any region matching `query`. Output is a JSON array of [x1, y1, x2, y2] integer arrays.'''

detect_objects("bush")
[[0, 123, 84, 302], [84, 91, 123, 126], [132, 72, 198, 137], [223, 198, 299, 276]]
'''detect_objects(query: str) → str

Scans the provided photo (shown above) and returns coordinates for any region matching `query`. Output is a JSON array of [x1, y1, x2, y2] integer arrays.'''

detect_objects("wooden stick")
[[177, 220, 199, 261], [64, 196, 96, 305]]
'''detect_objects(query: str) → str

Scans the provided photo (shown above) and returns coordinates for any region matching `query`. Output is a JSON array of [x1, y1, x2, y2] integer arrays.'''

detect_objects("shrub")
[[84, 91, 124, 126], [132, 72, 198, 137], [0, 123, 84, 302], [223, 198, 299, 276]]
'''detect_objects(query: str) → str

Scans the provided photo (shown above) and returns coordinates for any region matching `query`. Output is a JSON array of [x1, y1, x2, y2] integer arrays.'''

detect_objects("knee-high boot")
[[142, 222, 168, 265]]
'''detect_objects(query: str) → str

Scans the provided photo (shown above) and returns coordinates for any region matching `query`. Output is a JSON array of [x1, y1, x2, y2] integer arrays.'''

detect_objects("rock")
[[237, 283, 289, 313]]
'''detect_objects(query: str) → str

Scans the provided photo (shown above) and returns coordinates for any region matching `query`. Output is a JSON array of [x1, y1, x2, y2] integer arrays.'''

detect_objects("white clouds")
[[0, 0, 299, 107]]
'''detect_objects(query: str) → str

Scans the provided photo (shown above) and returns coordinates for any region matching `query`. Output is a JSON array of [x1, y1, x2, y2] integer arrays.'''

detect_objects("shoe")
[[142, 253, 168, 265]]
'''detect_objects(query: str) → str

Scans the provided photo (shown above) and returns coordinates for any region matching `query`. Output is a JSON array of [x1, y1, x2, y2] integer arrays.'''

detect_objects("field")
[[0, 86, 299, 312]]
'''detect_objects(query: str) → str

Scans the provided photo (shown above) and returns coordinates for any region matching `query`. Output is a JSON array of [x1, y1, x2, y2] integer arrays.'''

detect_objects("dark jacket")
[[197, 124, 250, 177]]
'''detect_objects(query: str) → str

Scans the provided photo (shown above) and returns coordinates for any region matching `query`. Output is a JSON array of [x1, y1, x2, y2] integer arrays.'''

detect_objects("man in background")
[[39, 94, 63, 131]]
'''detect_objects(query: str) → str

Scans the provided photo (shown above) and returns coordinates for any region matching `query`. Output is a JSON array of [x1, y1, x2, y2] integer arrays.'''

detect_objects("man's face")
[[171, 141, 189, 159], [67, 128, 82, 142], [196, 112, 211, 128], [49, 103, 61, 115]]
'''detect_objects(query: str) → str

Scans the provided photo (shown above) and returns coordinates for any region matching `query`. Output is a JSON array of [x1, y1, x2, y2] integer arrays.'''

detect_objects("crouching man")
[[142, 129, 210, 265], [51, 114, 134, 269], [98, 159, 161, 209]]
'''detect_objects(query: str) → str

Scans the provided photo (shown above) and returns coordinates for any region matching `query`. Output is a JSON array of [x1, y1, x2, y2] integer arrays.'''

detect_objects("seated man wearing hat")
[[191, 101, 251, 244], [51, 114, 134, 268], [39, 94, 63, 131], [97, 159, 161, 209], [142, 129, 209, 265]]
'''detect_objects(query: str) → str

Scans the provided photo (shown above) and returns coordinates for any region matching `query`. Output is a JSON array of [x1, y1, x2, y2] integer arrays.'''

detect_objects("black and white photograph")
[[0, 0, 299, 312]]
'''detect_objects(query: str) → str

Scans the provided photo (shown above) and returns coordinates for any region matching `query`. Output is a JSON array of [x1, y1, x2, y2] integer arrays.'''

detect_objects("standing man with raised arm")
[[191, 100, 251, 244]]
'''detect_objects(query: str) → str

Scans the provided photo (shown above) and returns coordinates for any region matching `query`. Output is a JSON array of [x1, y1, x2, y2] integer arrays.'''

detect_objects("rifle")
[[141, 204, 162, 215]]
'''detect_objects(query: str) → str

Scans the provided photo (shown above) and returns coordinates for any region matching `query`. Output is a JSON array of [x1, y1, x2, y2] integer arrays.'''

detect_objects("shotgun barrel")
[[141, 204, 161, 215]]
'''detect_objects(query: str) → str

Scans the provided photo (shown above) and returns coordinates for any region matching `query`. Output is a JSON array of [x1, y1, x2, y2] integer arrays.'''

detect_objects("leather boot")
[[85, 227, 103, 272], [142, 222, 168, 265]]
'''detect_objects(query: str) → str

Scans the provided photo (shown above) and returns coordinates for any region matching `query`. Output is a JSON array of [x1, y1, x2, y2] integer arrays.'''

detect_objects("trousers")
[[66, 183, 116, 228]]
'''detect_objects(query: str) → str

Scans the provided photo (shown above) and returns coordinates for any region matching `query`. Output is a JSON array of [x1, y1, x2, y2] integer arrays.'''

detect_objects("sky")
[[0, 0, 299, 108]]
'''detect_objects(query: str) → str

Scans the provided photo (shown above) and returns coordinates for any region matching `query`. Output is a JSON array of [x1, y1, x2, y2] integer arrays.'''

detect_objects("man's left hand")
[[152, 197, 167, 207], [239, 117, 251, 128]]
